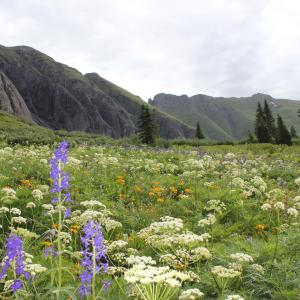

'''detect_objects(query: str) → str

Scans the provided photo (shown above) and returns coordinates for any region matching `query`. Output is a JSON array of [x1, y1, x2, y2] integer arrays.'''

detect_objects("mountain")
[[0, 45, 194, 139], [149, 93, 300, 141], [0, 71, 33, 122]]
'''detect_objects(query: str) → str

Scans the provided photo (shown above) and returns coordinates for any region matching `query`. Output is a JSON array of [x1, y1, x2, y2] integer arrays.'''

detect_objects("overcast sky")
[[1, 0, 300, 100]]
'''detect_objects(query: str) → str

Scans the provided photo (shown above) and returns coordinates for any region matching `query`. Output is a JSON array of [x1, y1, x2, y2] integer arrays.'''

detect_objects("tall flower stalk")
[[49, 141, 71, 292], [79, 220, 108, 299]]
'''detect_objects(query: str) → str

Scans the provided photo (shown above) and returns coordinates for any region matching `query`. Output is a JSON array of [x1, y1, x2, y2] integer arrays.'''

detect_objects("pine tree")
[[247, 130, 254, 143], [255, 102, 270, 143], [195, 122, 204, 139], [263, 99, 276, 141], [290, 126, 298, 138], [275, 114, 292, 145], [137, 105, 156, 145]]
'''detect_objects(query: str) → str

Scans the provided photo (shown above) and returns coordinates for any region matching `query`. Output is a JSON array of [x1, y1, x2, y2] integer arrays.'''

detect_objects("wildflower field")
[[0, 141, 299, 300]]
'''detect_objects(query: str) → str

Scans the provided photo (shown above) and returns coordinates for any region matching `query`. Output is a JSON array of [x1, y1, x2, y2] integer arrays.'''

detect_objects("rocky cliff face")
[[0, 71, 33, 122], [0, 45, 194, 138]]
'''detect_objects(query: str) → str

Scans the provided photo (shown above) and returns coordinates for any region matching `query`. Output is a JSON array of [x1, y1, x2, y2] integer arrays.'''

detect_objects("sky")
[[1, 0, 300, 101]]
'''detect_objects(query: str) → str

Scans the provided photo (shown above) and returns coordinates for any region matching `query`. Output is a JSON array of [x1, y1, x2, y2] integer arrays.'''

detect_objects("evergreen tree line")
[[137, 105, 205, 145], [254, 100, 293, 145], [137, 101, 296, 145]]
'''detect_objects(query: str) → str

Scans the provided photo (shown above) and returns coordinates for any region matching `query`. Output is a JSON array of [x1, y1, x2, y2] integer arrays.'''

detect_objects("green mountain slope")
[[149, 93, 300, 141]]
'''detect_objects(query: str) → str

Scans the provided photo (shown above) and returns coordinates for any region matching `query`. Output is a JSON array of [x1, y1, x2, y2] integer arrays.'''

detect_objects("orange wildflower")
[[70, 224, 79, 234]]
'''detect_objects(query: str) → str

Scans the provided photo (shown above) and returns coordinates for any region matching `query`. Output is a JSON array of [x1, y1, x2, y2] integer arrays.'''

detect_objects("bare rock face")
[[0, 71, 33, 122], [0, 45, 194, 138]]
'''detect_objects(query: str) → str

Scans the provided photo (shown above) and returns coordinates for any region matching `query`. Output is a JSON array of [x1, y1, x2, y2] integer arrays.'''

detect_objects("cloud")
[[0, 0, 300, 100]]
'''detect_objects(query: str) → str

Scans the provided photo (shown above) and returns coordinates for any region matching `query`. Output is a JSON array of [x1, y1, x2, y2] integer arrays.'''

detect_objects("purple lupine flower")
[[50, 141, 71, 198], [10, 279, 23, 292], [64, 208, 71, 218], [49, 141, 72, 213], [43, 245, 58, 257], [0, 234, 30, 293], [102, 280, 111, 292], [79, 221, 108, 298]]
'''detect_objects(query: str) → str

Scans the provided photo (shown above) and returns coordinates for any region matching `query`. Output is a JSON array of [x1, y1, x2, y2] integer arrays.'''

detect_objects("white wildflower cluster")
[[204, 200, 226, 214], [107, 266, 127, 276], [126, 255, 156, 266], [138, 216, 184, 238], [294, 178, 300, 185], [57, 231, 72, 244], [238, 175, 268, 198], [228, 262, 243, 272], [144, 231, 210, 249], [10, 227, 38, 239], [32, 189, 43, 201], [1, 187, 16, 197], [287, 207, 299, 217], [10, 207, 21, 215], [274, 201, 285, 210], [159, 254, 178, 266], [261, 201, 288, 212], [0, 207, 9, 214], [23, 252, 47, 277], [179, 288, 204, 299], [124, 264, 193, 287], [160, 247, 212, 268], [249, 264, 265, 274], [138, 216, 210, 249], [251, 176, 267, 192], [26, 202, 36, 209], [211, 266, 241, 278], [24, 263, 47, 277], [198, 214, 216, 227], [225, 295, 245, 300], [80, 200, 106, 208], [224, 153, 236, 160], [107, 240, 128, 253], [11, 216, 27, 224], [232, 177, 246, 189], [42, 204, 54, 211], [36, 185, 49, 194], [230, 252, 254, 263], [1, 187, 17, 204], [261, 203, 272, 211], [66, 206, 122, 232]]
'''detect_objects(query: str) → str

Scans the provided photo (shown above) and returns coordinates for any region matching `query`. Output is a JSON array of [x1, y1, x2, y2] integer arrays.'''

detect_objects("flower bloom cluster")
[[230, 252, 254, 263], [79, 220, 108, 297], [211, 266, 241, 278], [225, 295, 245, 300], [138, 216, 210, 249], [124, 264, 193, 287], [198, 214, 216, 227], [204, 200, 226, 214], [50, 141, 71, 205], [179, 288, 204, 299], [0, 234, 30, 292]]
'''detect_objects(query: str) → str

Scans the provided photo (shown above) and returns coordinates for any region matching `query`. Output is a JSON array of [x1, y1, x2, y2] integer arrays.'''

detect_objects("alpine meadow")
[[1, 1, 300, 299]]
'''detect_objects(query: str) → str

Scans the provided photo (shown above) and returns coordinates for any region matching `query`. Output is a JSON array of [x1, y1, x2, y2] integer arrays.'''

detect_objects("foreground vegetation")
[[0, 139, 299, 299]]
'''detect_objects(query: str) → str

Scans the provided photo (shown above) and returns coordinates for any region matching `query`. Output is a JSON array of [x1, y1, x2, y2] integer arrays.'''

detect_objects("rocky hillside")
[[0, 45, 194, 139], [149, 93, 300, 141]]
